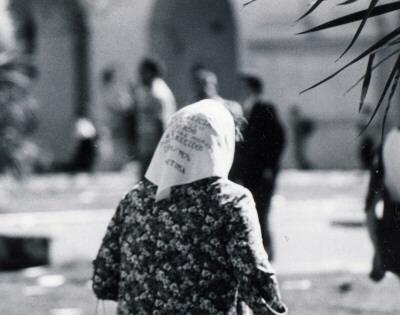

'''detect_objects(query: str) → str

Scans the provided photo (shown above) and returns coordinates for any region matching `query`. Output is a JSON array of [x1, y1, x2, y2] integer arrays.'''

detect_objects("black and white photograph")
[[0, 0, 400, 314]]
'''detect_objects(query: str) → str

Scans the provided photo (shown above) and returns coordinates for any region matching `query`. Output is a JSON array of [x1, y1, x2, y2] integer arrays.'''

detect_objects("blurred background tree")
[[0, 0, 37, 178]]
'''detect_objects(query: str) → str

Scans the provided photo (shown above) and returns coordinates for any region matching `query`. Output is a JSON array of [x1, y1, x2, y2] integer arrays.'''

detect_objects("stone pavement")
[[0, 170, 373, 274], [272, 170, 372, 274]]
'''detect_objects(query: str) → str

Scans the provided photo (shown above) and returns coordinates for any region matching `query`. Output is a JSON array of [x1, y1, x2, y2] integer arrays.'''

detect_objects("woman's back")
[[93, 177, 279, 314], [92, 100, 286, 315]]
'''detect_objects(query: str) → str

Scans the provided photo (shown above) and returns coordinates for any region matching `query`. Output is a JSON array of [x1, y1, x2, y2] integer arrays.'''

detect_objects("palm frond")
[[380, 63, 400, 143], [298, 1, 400, 35], [359, 53, 375, 112], [358, 55, 400, 136], [345, 48, 400, 94], [337, 0, 379, 60], [338, 0, 360, 5], [297, 0, 327, 21], [243, 0, 257, 7], [301, 27, 400, 94]]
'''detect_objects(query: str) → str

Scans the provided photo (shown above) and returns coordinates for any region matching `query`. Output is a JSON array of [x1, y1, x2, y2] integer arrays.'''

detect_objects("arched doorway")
[[11, 0, 89, 164], [149, 0, 240, 107]]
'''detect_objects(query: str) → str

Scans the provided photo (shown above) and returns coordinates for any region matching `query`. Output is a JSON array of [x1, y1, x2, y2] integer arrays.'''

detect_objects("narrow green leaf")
[[300, 27, 400, 94], [297, 0, 327, 21], [338, 0, 379, 60], [298, 1, 400, 34], [345, 48, 400, 95], [359, 53, 375, 112], [359, 55, 400, 136]]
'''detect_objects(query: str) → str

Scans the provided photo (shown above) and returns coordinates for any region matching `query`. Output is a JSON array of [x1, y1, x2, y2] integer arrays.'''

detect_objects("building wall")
[[245, 38, 380, 169], [88, 0, 243, 167], [87, 1, 153, 168], [11, 0, 398, 169], [11, 0, 84, 163], [149, 0, 241, 106], [12, 0, 153, 166], [88, 0, 153, 120]]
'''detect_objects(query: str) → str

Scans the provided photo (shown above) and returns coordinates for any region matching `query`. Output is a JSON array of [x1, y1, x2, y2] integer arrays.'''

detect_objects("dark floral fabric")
[[92, 177, 284, 315]]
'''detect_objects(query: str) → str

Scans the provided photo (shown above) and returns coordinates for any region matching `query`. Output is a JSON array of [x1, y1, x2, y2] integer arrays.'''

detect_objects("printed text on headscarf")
[[160, 116, 213, 175]]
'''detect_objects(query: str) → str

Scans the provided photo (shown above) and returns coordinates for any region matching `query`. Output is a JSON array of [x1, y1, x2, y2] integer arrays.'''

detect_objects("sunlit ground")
[[0, 169, 399, 315]]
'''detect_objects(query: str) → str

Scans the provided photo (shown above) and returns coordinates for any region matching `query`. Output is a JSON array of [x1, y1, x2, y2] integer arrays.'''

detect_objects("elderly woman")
[[92, 99, 287, 315]]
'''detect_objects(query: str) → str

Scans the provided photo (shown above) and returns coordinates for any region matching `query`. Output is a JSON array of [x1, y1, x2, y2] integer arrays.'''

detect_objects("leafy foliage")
[[0, 4, 37, 177], [0, 53, 37, 177]]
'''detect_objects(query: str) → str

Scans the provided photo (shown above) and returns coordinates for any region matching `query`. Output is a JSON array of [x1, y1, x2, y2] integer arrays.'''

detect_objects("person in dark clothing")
[[357, 105, 378, 170], [230, 74, 286, 262], [365, 127, 400, 281], [68, 117, 99, 173], [53, 117, 98, 173]]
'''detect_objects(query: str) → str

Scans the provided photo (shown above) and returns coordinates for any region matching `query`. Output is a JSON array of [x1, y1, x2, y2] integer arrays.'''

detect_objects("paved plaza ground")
[[0, 169, 399, 314]]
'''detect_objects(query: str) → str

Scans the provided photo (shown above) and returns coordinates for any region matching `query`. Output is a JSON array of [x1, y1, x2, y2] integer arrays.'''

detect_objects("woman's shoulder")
[[211, 179, 257, 219], [210, 177, 253, 201], [121, 177, 252, 204], [176, 177, 251, 200], [123, 179, 157, 204]]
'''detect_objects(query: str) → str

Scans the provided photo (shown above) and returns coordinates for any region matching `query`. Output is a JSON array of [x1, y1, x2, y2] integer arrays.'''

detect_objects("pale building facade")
[[9, 0, 400, 169]]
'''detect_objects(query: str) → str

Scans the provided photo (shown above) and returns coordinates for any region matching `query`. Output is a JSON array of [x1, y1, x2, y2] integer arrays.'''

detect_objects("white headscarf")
[[145, 99, 236, 200]]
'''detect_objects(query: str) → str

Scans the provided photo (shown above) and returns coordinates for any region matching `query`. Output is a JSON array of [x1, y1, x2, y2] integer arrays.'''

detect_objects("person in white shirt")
[[100, 67, 133, 169], [131, 58, 177, 177]]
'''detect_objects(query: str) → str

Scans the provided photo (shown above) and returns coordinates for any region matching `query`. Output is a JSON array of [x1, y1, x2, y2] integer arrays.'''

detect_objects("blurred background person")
[[289, 104, 314, 170], [100, 66, 133, 169], [130, 58, 176, 178], [365, 126, 400, 282], [231, 74, 286, 261], [191, 65, 220, 102], [190, 65, 244, 131], [357, 105, 379, 170], [54, 117, 98, 174], [69, 117, 98, 173]]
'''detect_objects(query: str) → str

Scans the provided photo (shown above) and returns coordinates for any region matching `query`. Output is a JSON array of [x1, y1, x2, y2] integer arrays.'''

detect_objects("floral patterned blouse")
[[92, 177, 284, 315]]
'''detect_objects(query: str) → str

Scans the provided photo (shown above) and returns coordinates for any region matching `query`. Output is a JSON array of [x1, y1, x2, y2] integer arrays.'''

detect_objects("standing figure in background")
[[365, 126, 400, 281], [191, 65, 245, 132], [357, 105, 379, 170], [131, 58, 176, 178], [191, 65, 220, 102], [56, 117, 98, 173], [289, 105, 314, 170], [100, 67, 133, 169], [231, 74, 286, 262]]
